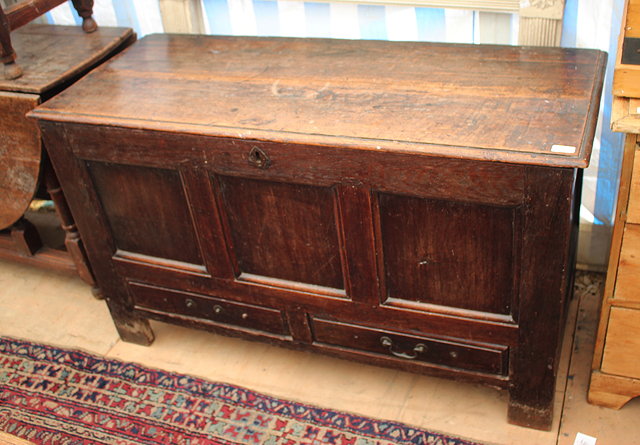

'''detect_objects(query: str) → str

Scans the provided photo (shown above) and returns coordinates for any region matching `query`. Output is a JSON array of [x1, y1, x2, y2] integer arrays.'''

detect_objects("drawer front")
[[311, 317, 508, 375], [601, 307, 640, 379], [613, 223, 640, 303], [129, 282, 289, 336], [626, 148, 640, 224]]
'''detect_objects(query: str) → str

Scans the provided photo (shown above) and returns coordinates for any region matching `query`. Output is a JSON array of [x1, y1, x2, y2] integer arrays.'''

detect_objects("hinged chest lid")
[[30, 34, 607, 168]]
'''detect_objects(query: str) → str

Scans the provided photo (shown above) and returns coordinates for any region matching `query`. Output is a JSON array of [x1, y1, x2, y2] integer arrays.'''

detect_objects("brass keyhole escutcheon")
[[248, 146, 271, 169]]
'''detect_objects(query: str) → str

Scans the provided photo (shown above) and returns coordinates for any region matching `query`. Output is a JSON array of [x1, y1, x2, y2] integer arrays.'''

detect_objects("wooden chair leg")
[[0, 7, 22, 80], [70, 0, 97, 33], [1, 0, 98, 79]]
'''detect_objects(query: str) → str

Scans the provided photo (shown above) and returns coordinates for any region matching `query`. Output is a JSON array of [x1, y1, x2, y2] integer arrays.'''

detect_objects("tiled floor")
[[1, 258, 639, 445]]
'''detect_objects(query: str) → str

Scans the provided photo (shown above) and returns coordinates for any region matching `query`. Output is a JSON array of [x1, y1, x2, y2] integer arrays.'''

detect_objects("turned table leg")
[[71, 0, 97, 33], [42, 156, 98, 289], [0, 8, 21, 80]]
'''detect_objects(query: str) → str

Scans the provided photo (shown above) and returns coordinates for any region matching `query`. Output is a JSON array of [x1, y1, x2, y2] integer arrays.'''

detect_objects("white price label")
[[551, 144, 577, 154], [573, 432, 597, 445]]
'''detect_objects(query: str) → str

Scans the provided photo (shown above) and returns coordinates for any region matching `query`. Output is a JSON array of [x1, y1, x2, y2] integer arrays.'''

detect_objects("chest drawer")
[[310, 317, 508, 376], [129, 282, 290, 337], [612, 223, 640, 303], [626, 145, 640, 224], [601, 307, 640, 380]]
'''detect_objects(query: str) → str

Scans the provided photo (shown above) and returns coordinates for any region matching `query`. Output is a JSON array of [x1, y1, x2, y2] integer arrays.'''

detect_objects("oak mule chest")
[[30, 35, 606, 430]]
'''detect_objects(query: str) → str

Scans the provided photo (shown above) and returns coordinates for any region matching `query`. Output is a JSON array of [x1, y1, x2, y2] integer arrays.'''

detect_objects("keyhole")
[[248, 146, 270, 169], [250, 148, 263, 165]]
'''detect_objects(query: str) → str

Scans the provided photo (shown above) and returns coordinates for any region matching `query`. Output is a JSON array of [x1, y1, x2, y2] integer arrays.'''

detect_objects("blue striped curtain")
[[45, 0, 512, 44], [46, 0, 164, 36], [561, 0, 625, 267]]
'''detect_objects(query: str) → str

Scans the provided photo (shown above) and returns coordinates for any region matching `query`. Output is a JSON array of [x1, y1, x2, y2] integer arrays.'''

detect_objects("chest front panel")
[[53, 123, 532, 362]]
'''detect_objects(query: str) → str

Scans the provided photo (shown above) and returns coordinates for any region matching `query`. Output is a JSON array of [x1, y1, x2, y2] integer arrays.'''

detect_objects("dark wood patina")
[[30, 35, 606, 430]]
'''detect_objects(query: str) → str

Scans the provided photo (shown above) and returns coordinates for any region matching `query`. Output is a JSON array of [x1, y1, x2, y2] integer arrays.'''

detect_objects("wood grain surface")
[[589, 370, 640, 409], [0, 431, 34, 445], [627, 146, 640, 223], [0, 24, 134, 229], [377, 193, 517, 315], [0, 24, 134, 94], [601, 307, 640, 379], [0, 91, 39, 229], [613, 0, 640, 98], [626, 0, 640, 38], [612, 223, 640, 303], [610, 96, 640, 133], [31, 34, 606, 168], [4, 0, 66, 31], [591, 135, 638, 369]]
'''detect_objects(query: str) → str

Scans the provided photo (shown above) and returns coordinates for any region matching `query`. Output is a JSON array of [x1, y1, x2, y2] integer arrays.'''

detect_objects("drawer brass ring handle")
[[185, 298, 195, 309], [380, 336, 426, 360], [213, 305, 223, 315], [248, 146, 271, 169]]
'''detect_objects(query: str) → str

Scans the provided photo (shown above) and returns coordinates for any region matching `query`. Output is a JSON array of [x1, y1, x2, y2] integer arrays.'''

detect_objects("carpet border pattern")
[[0, 336, 482, 445]]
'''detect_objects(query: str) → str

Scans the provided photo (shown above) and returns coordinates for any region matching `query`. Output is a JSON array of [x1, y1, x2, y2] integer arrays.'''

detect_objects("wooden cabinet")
[[30, 35, 606, 430], [589, 0, 640, 410], [589, 128, 640, 408]]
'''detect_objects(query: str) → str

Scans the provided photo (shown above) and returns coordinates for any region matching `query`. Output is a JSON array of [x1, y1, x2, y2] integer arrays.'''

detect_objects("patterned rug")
[[0, 337, 482, 445]]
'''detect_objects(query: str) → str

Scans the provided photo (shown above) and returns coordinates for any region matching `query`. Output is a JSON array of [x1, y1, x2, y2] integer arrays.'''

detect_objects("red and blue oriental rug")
[[0, 336, 482, 444]]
